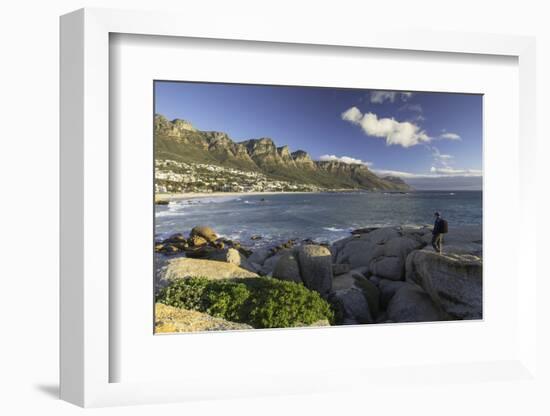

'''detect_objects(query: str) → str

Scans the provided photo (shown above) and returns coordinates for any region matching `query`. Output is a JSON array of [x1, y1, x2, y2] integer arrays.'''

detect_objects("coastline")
[[154, 188, 421, 203], [156, 190, 340, 202]]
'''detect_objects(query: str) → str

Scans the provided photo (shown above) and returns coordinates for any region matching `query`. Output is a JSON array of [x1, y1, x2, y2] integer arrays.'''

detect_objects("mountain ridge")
[[154, 114, 410, 191]]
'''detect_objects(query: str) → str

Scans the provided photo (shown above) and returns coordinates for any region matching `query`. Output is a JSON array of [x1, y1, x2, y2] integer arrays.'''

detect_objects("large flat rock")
[[155, 303, 252, 333], [420, 224, 482, 256], [406, 249, 482, 319], [162, 257, 259, 282]]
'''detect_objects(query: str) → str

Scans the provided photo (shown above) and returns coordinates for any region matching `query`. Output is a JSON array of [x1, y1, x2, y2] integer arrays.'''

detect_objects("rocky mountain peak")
[[154, 114, 171, 131], [172, 118, 197, 131], [291, 150, 312, 162], [171, 118, 197, 132], [277, 145, 292, 159], [240, 138, 277, 156], [256, 137, 276, 147], [155, 115, 197, 137], [291, 150, 316, 170], [203, 131, 232, 144]]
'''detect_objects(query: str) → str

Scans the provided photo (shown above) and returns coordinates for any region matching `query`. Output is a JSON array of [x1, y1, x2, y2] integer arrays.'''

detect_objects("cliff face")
[[291, 150, 316, 170], [277, 145, 297, 167], [240, 138, 290, 169], [155, 114, 410, 191]]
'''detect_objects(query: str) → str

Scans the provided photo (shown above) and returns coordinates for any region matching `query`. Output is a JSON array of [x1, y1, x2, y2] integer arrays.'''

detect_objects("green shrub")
[[156, 276, 334, 328]]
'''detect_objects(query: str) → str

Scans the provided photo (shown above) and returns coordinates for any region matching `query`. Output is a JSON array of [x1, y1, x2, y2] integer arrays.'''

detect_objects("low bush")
[[156, 276, 334, 328]]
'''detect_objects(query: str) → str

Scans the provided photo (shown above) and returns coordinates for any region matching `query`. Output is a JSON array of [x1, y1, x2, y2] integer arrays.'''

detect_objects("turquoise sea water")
[[155, 191, 482, 248]]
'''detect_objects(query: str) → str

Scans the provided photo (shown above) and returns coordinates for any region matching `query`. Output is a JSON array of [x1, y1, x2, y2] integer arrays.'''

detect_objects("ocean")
[[155, 191, 482, 248]]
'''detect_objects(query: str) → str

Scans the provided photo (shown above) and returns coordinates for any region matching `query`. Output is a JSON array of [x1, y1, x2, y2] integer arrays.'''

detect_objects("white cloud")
[[370, 91, 413, 104], [440, 132, 461, 140], [319, 154, 372, 166], [341, 107, 431, 148], [341, 107, 363, 123], [430, 167, 482, 177]]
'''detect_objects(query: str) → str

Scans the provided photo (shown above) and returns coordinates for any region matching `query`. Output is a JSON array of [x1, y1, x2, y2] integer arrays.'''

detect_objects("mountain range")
[[154, 114, 410, 191]]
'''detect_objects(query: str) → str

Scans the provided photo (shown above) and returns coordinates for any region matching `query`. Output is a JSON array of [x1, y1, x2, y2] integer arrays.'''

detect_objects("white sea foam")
[[155, 210, 185, 218], [323, 227, 346, 232]]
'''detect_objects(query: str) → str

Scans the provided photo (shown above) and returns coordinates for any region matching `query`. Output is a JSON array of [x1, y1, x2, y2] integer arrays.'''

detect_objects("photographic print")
[[153, 81, 482, 333]]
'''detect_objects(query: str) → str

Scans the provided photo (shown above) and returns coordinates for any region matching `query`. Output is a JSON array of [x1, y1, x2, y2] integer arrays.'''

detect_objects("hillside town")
[[155, 159, 324, 194]]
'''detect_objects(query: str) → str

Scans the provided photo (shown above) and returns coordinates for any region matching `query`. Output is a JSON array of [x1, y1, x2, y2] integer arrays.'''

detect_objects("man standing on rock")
[[432, 212, 445, 254]]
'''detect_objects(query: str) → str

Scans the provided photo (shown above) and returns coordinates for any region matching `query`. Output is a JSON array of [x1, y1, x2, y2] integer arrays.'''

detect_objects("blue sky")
[[155, 81, 482, 190]]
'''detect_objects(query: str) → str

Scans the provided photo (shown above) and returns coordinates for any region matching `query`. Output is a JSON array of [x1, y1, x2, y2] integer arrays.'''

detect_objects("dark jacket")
[[433, 217, 445, 235]]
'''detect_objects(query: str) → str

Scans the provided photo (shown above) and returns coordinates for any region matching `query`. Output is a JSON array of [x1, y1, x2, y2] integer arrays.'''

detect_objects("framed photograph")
[[152, 80, 483, 333], [60, 8, 538, 407]]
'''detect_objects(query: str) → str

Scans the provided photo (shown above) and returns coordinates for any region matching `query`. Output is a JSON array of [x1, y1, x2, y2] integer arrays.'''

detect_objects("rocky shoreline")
[[154, 224, 482, 332]]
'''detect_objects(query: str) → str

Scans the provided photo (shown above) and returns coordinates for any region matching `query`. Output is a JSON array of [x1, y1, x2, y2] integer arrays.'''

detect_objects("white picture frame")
[[60, 7, 538, 408]]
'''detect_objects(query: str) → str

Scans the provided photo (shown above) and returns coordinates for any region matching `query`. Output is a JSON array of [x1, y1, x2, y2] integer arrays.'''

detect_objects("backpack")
[[440, 219, 448, 234]]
